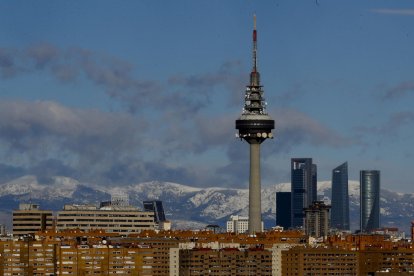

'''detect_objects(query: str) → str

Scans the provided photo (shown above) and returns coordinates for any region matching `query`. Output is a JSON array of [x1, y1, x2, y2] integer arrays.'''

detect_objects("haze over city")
[[1, 1, 414, 193]]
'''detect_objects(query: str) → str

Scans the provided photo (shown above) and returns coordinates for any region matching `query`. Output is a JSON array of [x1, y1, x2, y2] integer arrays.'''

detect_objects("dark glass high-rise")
[[143, 200, 166, 223], [276, 192, 291, 229], [331, 162, 350, 230], [291, 158, 317, 228], [360, 170, 380, 232]]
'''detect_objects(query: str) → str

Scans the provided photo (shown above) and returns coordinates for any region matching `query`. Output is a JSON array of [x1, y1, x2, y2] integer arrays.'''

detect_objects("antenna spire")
[[254, 14, 257, 30], [250, 14, 259, 85]]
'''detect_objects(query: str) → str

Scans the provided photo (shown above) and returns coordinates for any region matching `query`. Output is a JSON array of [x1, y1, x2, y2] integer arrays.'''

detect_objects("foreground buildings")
[[0, 228, 413, 275], [0, 229, 305, 275], [180, 247, 273, 275]]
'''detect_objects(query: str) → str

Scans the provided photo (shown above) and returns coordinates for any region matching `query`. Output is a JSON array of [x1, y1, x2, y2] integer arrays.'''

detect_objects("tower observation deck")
[[235, 15, 275, 234]]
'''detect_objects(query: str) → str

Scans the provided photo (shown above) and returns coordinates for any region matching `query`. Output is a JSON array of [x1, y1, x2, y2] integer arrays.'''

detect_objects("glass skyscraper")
[[331, 162, 350, 230], [291, 158, 317, 228], [143, 200, 166, 223], [276, 192, 291, 229], [360, 170, 380, 232]]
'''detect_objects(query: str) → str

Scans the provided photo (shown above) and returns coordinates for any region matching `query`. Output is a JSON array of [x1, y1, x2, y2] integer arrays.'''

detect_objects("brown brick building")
[[179, 247, 273, 276], [282, 244, 414, 275]]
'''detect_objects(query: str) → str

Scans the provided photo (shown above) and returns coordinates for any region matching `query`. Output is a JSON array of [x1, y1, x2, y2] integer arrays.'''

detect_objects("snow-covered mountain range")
[[0, 175, 413, 233]]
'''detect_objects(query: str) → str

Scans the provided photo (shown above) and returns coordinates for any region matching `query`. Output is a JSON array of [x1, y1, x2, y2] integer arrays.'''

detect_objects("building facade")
[[0, 231, 412, 276], [179, 247, 273, 276], [331, 162, 350, 230], [276, 192, 291, 229], [282, 247, 358, 275], [360, 170, 380, 232], [12, 203, 53, 236], [291, 158, 317, 228], [226, 215, 249, 234], [282, 245, 414, 275], [0, 238, 179, 276], [56, 204, 155, 234], [304, 201, 330, 238]]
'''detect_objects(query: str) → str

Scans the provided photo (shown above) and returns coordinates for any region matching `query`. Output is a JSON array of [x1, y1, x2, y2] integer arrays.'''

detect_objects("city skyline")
[[1, 1, 414, 192]]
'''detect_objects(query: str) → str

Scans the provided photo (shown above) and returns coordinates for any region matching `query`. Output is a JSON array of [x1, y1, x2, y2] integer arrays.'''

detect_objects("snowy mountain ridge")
[[0, 176, 412, 232]]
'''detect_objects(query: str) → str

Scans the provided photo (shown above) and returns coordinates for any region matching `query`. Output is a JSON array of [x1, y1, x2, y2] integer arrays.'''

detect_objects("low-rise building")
[[226, 215, 249, 234], [226, 215, 264, 234]]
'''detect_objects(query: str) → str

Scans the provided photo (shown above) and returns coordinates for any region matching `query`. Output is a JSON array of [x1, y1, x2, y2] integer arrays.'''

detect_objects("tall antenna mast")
[[235, 15, 275, 234], [253, 14, 257, 73]]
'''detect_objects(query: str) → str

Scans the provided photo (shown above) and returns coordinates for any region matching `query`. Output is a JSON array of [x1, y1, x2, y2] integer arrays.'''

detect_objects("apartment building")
[[282, 244, 414, 275], [179, 247, 273, 276]]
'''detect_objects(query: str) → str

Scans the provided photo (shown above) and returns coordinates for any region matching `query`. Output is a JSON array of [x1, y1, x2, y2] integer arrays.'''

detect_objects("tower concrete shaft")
[[249, 142, 261, 233], [235, 16, 274, 234]]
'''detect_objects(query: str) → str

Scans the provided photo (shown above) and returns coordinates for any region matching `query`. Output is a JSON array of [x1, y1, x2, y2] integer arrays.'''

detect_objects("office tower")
[[304, 201, 331, 238], [12, 203, 53, 236], [143, 200, 166, 223], [235, 16, 274, 234], [360, 170, 380, 232], [291, 158, 316, 228], [276, 192, 291, 229], [311, 164, 317, 204], [331, 162, 350, 230]]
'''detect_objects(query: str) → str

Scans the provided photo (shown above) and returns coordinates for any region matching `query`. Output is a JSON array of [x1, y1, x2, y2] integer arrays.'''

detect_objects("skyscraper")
[[235, 16, 274, 234], [331, 162, 350, 230], [143, 200, 166, 224], [291, 158, 317, 228], [276, 192, 291, 229], [311, 164, 317, 204], [360, 170, 380, 232]]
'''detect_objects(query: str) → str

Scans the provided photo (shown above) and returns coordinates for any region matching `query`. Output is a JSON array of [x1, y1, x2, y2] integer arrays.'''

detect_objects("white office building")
[[226, 215, 263, 234]]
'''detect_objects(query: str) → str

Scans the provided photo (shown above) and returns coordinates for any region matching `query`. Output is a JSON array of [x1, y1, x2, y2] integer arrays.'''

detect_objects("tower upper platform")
[[235, 15, 274, 144]]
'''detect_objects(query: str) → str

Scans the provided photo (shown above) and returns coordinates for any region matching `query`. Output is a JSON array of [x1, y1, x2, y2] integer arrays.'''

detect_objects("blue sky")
[[1, 1, 414, 192]]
